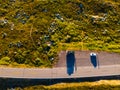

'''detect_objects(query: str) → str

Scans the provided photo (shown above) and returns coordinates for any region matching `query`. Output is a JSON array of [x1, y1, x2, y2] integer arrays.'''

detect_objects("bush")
[[0, 0, 120, 67], [0, 57, 11, 65]]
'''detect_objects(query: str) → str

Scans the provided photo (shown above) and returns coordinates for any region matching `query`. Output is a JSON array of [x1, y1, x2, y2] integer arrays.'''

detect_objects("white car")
[[90, 52, 97, 56]]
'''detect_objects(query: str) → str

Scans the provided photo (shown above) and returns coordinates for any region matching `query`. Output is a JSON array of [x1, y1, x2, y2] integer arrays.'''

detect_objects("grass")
[[58, 41, 120, 53], [0, 0, 120, 67]]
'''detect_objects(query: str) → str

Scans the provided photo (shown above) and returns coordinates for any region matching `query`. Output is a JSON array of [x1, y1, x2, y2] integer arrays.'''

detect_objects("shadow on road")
[[66, 51, 76, 75], [0, 75, 120, 89], [1, 75, 120, 89], [90, 53, 98, 68]]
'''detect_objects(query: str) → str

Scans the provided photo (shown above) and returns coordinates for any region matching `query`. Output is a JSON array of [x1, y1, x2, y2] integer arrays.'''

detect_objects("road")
[[0, 65, 120, 79], [0, 51, 119, 79], [57, 51, 120, 67]]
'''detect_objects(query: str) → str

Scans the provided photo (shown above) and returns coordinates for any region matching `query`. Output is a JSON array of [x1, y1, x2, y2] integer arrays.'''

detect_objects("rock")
[[25, 15, 30, 19], [79, 3, 84, 13], [55, 13, 64, 21], [39, 37, 42, 40], [50, 57, 54, 61], [46, 42, 51, 46], [22, 12, 26, 17], [8, 42, 13, 48], [0, 19, 8, 25], [44, 35, 50, 40], [10, 23, 14, 30], [2, 33, 7, 39], [20, 19, 26, 24], [4, 50, 9, 55], [16, 41, 23, 48], [102, 29, 108, 35], [50, 22, 56, 28], [37, 41, 41, 46], [79, 3, 84, 8], [101, 17, 107, 21], [117, 30, 120, 32], [42, 9, 48, 12], [14, 13, 21, 18], [13, 52, 17, 55], [3, 19, 8, 24], [55, 13, 61, 19]]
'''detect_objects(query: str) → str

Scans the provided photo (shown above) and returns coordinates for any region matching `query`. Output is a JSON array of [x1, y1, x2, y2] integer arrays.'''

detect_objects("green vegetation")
[[16, 85, 120, 90], [0, 0, 120, 67], [14, 80, 120, 90]]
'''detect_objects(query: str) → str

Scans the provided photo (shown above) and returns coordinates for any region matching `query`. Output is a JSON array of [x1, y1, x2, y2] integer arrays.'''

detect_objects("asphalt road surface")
[[0, 51, 120, 79], [57, 51, 120, 67], [0, 65, 120, 79]]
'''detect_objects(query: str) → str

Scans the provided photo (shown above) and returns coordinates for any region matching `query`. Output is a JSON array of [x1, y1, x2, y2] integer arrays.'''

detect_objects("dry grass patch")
[[46, 80, 120, 89]]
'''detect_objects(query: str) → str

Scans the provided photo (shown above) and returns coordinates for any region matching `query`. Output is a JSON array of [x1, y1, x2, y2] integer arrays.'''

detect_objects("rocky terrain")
[[0, 0, 120, 67]]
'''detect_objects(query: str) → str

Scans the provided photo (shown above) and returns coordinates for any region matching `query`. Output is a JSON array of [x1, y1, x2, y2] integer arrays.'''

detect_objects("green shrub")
[[0, 57, 11, 65], [0, 0, 120, 67]]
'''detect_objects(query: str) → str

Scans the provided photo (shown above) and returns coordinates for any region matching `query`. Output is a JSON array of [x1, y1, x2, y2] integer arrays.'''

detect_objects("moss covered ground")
[[0, 0, 120, 67]]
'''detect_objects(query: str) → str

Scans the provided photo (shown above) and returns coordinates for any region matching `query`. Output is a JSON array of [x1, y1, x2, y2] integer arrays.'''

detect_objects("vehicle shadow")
[[66, 51, 76, 75], [90, 53, 98, 68]]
